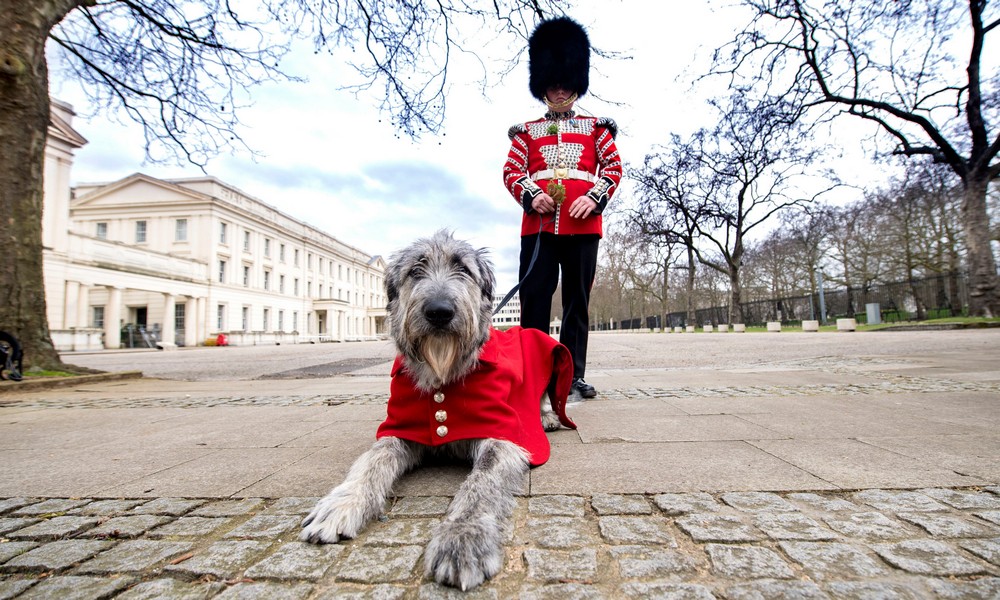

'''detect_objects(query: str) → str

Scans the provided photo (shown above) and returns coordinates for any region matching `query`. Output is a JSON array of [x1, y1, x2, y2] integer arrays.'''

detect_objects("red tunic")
[[504, 114, 622, 237], [376, 327, 577, 467]]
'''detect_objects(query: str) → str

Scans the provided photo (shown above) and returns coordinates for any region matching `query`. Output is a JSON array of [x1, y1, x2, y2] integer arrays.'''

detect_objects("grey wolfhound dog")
[[301, 230, 574, 590]]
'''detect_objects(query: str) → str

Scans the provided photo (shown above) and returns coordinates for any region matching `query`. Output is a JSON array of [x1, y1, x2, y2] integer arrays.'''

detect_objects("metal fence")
[[599, 272, 969, 330]]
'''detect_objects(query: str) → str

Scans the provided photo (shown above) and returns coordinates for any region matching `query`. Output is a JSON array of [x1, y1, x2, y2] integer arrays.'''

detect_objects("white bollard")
[[703, 325, 714, 333], [718, 324, 729, 333], [837, 318, 857, 332], [674, 326, 684, 333], [686, 325, 696, 333], [733, 324, 746, 333], [767, 321, 782, 332], [802, 320, 819, 332]]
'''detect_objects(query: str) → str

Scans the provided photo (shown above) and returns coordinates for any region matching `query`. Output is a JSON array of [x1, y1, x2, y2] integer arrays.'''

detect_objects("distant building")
[[491, 294, 560, 335], [42, 100, 386, 350], [491, 294, 520, 329]]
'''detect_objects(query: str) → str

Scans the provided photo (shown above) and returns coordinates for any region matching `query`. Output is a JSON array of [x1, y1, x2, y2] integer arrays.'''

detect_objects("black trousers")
[[518, 233, 599, 379]]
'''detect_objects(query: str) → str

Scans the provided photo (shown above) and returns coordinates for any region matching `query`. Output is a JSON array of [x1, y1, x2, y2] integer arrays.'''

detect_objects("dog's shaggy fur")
[[301, 230, 565, 590]]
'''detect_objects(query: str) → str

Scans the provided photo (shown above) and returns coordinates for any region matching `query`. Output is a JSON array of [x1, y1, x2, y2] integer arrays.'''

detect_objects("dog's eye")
[[408, 257, 428, 280], [451, 258, 474, 279]]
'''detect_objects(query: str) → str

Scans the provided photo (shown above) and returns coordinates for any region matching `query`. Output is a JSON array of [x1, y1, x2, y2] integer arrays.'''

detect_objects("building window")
[[263, 308, 270, 332], [217, 304, 226, 330], [307, 282, 312, 298], [279, 275, 285, 294], [135, 220, 147, 243], [294, 249, 300, 267], [220, 222, 228, 244], [175, 302, 185, 332], [243, 230, 251, 251], [293, 311, 298, 332], [278, 310, 284, 331], [96, 222, 108, 239], [264, 238, 271, 258], [218, 260, 226, 283], [92, 306, 105, 328], [242, 306, 250, 331], [243, 265, 250, 287], [280, 243, 286, 262], [175, 219, 188, 242], [294, 278, 299, 296], [263, 269, 271, 291]]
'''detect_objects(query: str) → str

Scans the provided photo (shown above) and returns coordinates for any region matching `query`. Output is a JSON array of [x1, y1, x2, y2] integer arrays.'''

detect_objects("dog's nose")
[[424, 300, 455, 328]]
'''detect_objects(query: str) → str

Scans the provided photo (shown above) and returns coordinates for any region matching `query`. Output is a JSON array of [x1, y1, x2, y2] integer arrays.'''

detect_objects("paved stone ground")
[[2, 330, 999, 597], [2, 489, 1000, 599]]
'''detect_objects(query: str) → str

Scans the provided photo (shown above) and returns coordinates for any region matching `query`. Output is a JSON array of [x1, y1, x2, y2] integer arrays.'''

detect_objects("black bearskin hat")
[[528, 17, 590, 101]]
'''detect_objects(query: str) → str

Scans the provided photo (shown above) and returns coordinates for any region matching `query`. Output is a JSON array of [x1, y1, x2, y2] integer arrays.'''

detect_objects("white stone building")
[[43, 100, 386, 350], [490, 294, 521, 329]]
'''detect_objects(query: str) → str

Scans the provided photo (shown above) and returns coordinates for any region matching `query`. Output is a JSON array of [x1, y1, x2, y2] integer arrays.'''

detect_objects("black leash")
[[493, 216, 554, 316]]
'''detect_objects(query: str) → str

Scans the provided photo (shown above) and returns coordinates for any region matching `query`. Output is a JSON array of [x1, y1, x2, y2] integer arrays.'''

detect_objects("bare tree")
[[871, 163, 966, 317], [826, 200, 890, 314], [591, 223, 633, 329], [622, 229, 683, 332], [632, 94, 833, 325], [0, 0, 566, 369], [713, 0, 1000, 316], [629, 135, 705, 326], [744, 229, 810, 302]]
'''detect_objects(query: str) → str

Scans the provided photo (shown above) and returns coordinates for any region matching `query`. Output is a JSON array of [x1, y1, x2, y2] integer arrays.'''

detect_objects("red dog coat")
[[377, 326, 577, 466]]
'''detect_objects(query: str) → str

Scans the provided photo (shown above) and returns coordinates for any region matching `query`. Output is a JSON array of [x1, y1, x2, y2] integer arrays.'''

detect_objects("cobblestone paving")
[[5, 377, 999, 410], [2, 489, 1000, 598]]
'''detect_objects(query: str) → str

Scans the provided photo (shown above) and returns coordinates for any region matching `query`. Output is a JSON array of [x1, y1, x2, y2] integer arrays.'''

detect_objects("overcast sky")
[[49, 1, 878, 292]]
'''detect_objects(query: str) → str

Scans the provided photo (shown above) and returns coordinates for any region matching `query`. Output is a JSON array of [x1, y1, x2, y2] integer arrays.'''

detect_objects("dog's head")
[[385, 230, 496, 390]]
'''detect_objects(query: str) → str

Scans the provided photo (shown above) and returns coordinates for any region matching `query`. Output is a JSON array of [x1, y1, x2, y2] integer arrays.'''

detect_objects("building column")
[[62, 280, 80, 329], [196, 297, 207, 342], [104, 287, 123, 349], [161, 293, 176, 346], [77, 285, 90, 329], [184, 297, 198, 347]]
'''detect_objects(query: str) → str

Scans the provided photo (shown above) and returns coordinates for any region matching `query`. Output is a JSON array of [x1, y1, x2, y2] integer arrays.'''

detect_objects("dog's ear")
[[475, 248, 496, 301], [385, 256, 402, 307]]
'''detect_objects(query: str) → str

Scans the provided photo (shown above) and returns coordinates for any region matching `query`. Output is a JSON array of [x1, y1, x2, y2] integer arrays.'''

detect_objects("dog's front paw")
[[300, 488, 372, 544], [424, 516, 503, 590]]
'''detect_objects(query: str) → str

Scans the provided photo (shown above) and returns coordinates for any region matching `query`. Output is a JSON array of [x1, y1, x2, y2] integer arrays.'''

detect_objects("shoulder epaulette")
[[595, 117, 618, 139], [507, 123, 528, 140]]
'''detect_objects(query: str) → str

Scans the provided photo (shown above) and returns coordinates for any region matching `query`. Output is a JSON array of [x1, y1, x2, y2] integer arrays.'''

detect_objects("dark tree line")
[[711, 0, 1000, 317], [598, 0, 998, 326], [592, 160, 993, 328]]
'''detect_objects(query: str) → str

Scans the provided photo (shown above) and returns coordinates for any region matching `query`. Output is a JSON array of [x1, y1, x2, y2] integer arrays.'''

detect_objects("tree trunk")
[[962, 176, 1000, 317], [685, 246, 696, 326], [0, 1, 78, 370], [908, 271, 927, 321], [660, 256, 669, 332], [728, 268, 744, 325]]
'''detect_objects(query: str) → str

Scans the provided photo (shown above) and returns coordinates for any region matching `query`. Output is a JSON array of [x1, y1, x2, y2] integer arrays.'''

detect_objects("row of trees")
[[591, 161, 996, 328], [599, 0, 999, 328]]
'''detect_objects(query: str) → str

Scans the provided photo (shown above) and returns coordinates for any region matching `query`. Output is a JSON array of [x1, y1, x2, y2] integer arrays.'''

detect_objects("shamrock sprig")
[[547, 181, 566, 205]]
